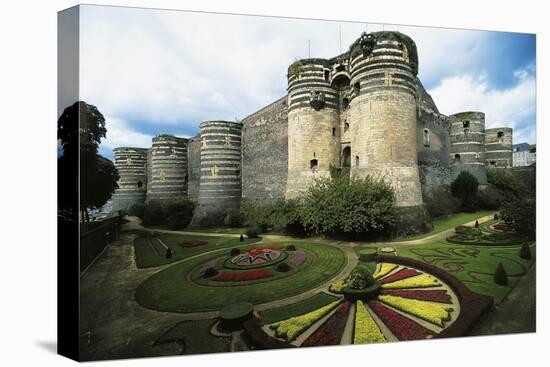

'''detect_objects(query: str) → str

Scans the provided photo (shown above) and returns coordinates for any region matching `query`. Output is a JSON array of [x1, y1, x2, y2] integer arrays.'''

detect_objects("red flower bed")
[[380, 289, 452, 304], [368, 300, 434, 340], [181, 239, 208, 248], [302, 302, 351, 347], [213, 269, 273, 282], [379, 268, 420, 284], [493, 223, 512, 232]]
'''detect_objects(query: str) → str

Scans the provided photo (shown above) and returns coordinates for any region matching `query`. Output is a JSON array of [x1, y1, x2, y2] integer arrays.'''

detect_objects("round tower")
[[147, 135, 189, 202], [449, 112, 487, 184], [485, 127, 513, 168], [348, 32, 423, 210], [111, 147, 148, 211], [285, 58, 341, 198], [196, 121, 242, 225]]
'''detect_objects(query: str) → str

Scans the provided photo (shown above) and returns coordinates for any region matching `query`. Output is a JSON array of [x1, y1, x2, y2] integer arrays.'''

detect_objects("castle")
[[111, 31, 513, 231]]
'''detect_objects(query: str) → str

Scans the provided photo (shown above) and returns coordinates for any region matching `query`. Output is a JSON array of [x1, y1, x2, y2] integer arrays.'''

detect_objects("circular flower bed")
[[224, 247, 288, 270], [244, 256, 493, 347]]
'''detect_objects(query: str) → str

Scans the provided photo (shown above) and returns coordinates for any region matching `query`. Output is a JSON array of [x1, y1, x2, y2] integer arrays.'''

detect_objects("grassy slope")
[[155, 319, 230, 354], [135, 242, 347, 313], [396, 241, 536, 303], [133, 233, 259, 268], [393, 211, 494, 242]]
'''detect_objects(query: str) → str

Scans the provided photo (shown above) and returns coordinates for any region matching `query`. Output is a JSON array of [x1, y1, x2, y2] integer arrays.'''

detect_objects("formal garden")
[[123, 167, 536, 355]]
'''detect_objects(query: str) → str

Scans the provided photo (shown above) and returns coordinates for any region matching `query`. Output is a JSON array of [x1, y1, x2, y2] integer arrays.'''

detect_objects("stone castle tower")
[[111, 31, 514, 233]]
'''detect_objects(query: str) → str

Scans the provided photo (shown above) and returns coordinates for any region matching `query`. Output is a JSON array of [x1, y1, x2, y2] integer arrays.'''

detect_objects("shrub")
[[165, 248, 173, 259], [494, 213, 499, 220], [245, 227, 261, 239], [203, 267, 218, 278], [477, 184, 506, 210], [475, 220, 479, 228], [164, 199, 196, 229], [494, 263, 508, 285], [286, 244, 296, 251], [142, 200, 164, 226], [520, 242, 532, 260], [230, 248, 241, 256], [276, 262, 291, 272], [299, 174, 397, 237], [451, 171, 479, 211], [128, 203, 146, 218], [500, 198, 536, 239], [423, 186, 460, 217], [239, 234, 244, 242], [348, 265, 375, 290]]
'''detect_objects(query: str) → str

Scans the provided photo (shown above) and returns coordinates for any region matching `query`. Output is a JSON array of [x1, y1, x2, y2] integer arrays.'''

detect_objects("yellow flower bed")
[[378, 295, 453, 327], [374, 263, 398, 279], [353, 300, 386, 344], [329, 280, 348, 294], [271, 300, 342, 341], [381, 273, 440, 289]]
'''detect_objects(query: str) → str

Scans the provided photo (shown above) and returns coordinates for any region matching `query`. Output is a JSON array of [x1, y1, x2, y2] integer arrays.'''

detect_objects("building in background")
[[513, 143, 536, 167]]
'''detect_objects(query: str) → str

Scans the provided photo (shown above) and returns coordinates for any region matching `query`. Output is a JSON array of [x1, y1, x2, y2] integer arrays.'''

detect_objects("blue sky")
[[71, 5, 536, 160]]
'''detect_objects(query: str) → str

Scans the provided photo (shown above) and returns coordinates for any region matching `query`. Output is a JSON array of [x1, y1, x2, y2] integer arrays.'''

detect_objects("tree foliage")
[[500, 198, 536, 239], [451, 171, 479, 211], [299, 174, 397, 236]]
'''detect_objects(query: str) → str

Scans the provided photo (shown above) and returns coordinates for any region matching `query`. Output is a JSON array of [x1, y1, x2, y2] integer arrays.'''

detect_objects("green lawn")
[[393, 211, 494, 242], [133, 233, 259, 268], [135, 241, 347, 313], [259, 292, 340, 325], [155, 319, 230, 354], [396, 241, 535, 303]]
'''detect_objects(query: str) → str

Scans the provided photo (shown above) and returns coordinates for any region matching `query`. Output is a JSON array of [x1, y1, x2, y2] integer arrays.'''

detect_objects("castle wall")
[[285, 59, 341, 198], [187, 137, 201, 201], [147, 135, 189, 202], [194, 121, 242, 226], [416, 80, 451, 190], [241, 96, 288, 202], [348, 32, 423, 208], [449, 112, 487, 184], [111, 147, 148, 211], [485, 127, 513, 168]]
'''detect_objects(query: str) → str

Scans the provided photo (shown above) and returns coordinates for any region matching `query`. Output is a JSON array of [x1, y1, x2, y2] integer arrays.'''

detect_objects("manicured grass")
[[259, 292, 340, 325], [133, 233, 259, 268], [135, 242, 347, 313], [396, 241, 535, 303], [393, 211, 493, 241], [155, 319, 230, 354]]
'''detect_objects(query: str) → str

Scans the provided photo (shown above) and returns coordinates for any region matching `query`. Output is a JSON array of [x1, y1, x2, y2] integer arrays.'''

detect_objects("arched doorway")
[[342, 147, 351, 167]]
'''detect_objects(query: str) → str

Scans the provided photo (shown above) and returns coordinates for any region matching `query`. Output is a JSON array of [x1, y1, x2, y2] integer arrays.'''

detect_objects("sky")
[[67, 5, 536, 160]]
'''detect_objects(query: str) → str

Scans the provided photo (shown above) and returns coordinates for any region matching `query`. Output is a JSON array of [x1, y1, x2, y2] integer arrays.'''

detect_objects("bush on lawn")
[[520, 242, 532, 260], [165, 248, 173, 259], [230, 248, 241, 256], [239, 234, 244, 242], [203, 267, 218, 278], [423, 186, 460, 217], [276, 262, 291, 273], [348, 265, 375, 290], [245, 227, 261, 239], [286, 244, 296, 251], [299, 174, 397, 237], [500, 198, 536, 240], [128, 203, 146, 218], [451, 171, 479, 212], [494, 263, 508, 285]]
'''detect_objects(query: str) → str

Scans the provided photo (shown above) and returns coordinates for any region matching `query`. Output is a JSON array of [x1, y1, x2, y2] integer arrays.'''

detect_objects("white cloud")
[[100, 116, 154, 150], [428, 68, 536, 143]]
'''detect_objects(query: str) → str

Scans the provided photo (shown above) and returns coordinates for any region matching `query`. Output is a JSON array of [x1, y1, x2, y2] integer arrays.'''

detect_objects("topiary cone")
[[520, 242, 532, 260], [239, 234, 244, 242], [475, 220, 479, 228], [494, 262, 508, 285]]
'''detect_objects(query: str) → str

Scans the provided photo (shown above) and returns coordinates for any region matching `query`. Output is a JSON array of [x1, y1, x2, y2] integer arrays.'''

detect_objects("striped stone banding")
[[148, 135, 188, 202]]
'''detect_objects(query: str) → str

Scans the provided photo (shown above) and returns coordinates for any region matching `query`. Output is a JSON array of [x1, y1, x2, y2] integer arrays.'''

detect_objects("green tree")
[[451, 171, 479, 211], [299, 174, 397, 237], [57, 101, 115, 222], [500, 198, 536, 239]]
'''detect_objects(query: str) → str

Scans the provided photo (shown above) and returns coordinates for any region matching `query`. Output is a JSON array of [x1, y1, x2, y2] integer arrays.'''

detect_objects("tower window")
[[463, 121, 470, 128], [353, 82, 361, 94], [332, 127, 336, 137], [137, 181, 143, 188], [497, 131, 504, 138], [423, 129, 430, 147], [342, 97, 349, 109], [324, 70, 330, 82], [310, 159, 318, 172], [344, 122, 350, 131], [490, 160, 497, 166], [236, 169, 240, 177], [355, 155, 360, 166], [454, 154, 461, 162]]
